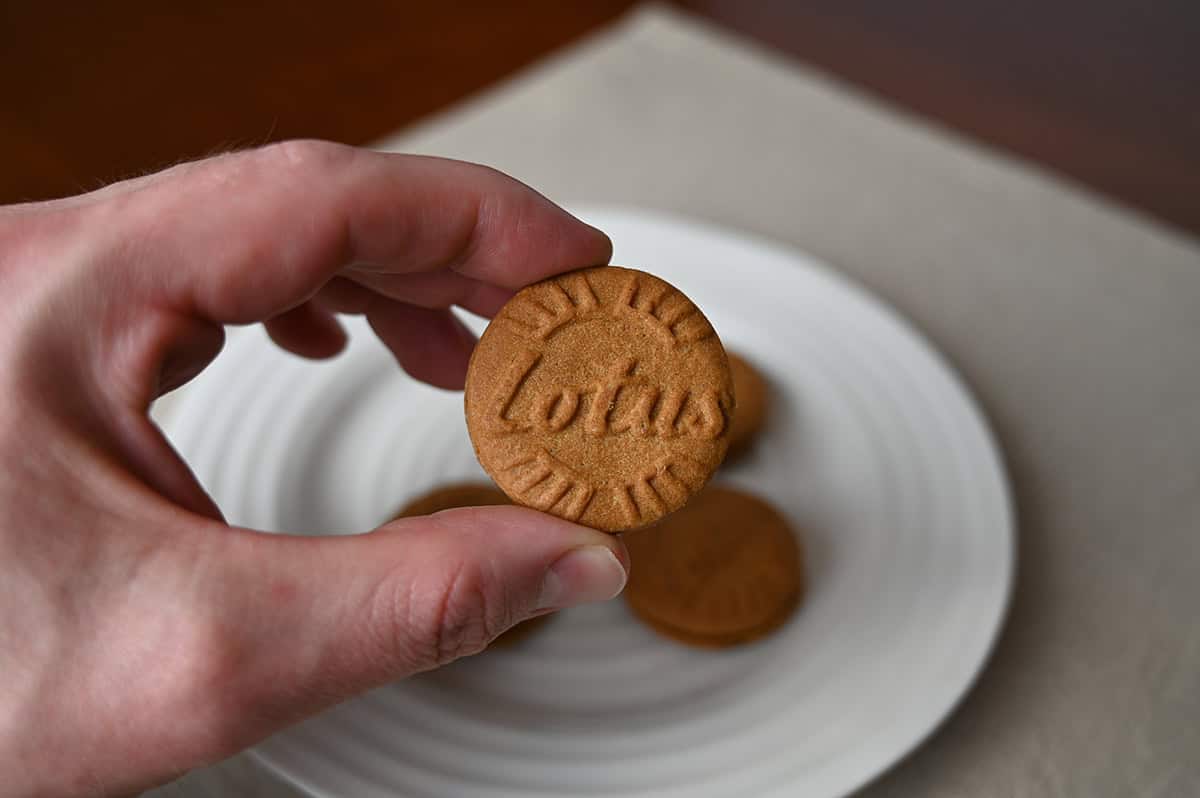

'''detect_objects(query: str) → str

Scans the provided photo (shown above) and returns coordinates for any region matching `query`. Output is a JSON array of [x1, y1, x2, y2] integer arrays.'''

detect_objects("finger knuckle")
[[261, 138, 355, 172]]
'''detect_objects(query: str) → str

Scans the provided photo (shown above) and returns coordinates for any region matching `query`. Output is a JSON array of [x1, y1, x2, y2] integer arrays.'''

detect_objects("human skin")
[[0, 141, 628, 797]]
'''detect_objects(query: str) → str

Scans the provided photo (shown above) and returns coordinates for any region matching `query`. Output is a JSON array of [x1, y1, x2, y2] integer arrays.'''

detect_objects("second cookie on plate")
[[624, 485, 804, 647]]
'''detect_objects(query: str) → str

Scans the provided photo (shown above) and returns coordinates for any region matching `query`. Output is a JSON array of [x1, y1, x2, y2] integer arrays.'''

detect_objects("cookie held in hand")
[[465, 266, 734, 532], [624, 486, 804, 647]]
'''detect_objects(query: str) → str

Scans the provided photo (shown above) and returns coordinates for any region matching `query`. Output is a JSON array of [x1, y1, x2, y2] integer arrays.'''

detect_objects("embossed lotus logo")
[[466, 266, 735, 532]]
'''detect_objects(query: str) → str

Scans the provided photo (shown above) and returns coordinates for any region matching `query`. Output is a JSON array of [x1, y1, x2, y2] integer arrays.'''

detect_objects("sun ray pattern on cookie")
[[614, 271, 715, 347], [496, 449, 707, 529], [615, 455, 709, 526], [500, 273, 601, 341], [495, 450, 596, 522], [556, 272, 600, 313]]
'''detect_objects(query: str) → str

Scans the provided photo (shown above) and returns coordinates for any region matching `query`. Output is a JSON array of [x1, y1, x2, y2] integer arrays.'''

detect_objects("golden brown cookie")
[[628, 602, 798, 649], [624, 486, 803, 648], [725, 352, 769, 461], [464, 266, 735, 533], [393, 482, 510, 518], [392, 481, 549, 647]]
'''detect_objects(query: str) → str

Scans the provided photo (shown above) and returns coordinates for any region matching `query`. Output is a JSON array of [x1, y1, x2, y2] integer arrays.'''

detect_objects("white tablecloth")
[[154, 5, 1200, 796]]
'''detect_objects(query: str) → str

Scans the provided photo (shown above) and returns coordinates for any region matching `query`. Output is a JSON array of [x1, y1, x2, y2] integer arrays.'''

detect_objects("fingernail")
[[537, 546, 628, 610]]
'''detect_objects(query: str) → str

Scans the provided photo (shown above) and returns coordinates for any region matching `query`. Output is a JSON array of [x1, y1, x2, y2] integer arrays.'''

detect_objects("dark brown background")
[[2, 1, 1197, 236]]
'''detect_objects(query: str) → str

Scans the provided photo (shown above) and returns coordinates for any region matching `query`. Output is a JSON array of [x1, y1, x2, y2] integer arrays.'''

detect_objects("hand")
[[0, 141, 628, 797]]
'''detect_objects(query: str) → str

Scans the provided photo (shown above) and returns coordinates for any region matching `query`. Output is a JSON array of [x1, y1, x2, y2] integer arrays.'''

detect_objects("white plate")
[[161, 207, 1014, 798]]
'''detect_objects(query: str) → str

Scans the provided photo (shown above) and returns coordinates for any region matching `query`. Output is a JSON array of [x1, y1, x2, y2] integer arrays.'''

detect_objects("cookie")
[[623, 486, 803, 647], [464, 266, 735, 532], [725, 352, 769, 460], [393, 482, 510, 518], [627, 601, 799, 648], [392, 481, 550, 647]]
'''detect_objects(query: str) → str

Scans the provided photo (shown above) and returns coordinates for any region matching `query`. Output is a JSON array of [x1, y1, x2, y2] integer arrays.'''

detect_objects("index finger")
[[83, 140, 612, 324]]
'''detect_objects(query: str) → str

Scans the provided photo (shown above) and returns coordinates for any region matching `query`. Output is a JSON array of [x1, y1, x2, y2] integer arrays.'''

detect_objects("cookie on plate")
[[465, 266, 734, 532], [725, 352, 769, 461], [624, 485, 803, 647], [394, 482, 510, 518]]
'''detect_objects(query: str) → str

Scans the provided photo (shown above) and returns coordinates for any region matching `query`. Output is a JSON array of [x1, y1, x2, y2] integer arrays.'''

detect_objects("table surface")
[[2, 0, 1199, 236]]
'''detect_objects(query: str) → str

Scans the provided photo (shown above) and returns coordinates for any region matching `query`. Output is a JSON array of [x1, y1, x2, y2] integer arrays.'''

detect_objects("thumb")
[[357, 507, 629, 672], [191, 506, 627, 755]]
